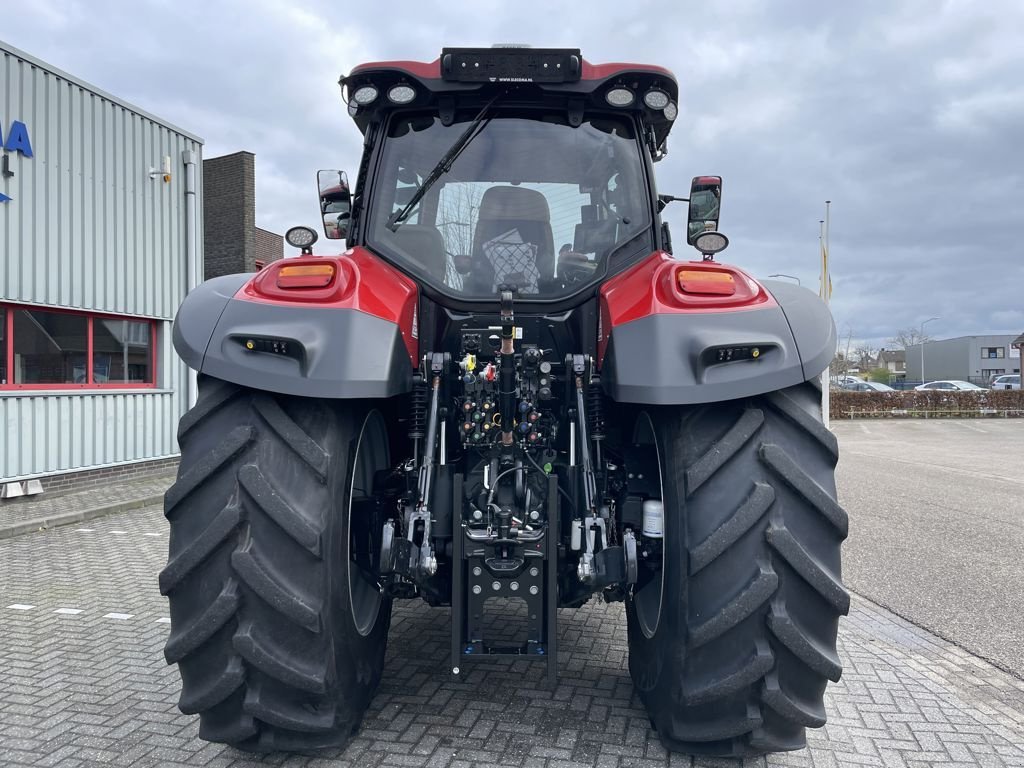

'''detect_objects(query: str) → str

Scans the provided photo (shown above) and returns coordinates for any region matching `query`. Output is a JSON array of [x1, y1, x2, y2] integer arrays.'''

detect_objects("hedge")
[[830, 389, 1024, 419]]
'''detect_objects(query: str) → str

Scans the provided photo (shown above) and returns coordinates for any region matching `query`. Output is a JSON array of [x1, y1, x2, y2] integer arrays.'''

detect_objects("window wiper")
[[386, 93, 501, 232]]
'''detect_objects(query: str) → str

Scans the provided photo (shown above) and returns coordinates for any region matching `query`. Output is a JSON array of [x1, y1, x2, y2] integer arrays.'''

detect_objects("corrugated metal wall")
[[1, 41, 203, 481]]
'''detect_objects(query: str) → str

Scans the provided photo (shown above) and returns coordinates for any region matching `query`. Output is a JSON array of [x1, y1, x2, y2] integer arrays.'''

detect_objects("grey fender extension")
[[172, 277, 413, 399], [602, 287, 835, 405]]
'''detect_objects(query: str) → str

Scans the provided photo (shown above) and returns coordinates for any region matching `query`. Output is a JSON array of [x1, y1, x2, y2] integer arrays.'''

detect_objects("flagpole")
[[821, 201, 832, 428]]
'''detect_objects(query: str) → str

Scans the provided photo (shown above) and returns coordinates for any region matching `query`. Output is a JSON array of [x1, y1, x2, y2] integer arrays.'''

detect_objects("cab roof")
[[341, 47, 680, 155]]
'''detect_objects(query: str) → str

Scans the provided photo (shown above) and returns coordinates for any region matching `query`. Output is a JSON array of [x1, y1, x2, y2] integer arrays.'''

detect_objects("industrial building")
[[1, 43, 287, 496], [906, 334, 1021, 385], [0, 40, 204, 493]]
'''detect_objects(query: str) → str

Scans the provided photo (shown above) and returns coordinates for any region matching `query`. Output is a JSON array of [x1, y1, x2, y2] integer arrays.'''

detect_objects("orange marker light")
[[677, 269, 736, 296], [276, 263, 336, 289]]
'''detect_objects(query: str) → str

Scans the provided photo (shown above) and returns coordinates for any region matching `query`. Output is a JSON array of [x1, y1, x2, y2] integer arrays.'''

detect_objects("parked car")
[[990, 374, 1021, 390], [914, 380, 986, 391], [841, 381, 896, 392]]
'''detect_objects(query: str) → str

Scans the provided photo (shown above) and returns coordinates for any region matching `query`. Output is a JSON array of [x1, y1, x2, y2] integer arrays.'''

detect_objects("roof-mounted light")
[[285, 226, 319, 252], [351, 85, 379, 105], [605, 88, 635, 107], [387, 84, 416, 104], [643, 89, 670, 110], [693, 231, 729, 257], [663, 102, 678, 121]]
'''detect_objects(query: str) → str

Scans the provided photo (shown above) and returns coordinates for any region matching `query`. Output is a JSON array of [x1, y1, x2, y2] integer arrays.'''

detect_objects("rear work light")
[[387, 84, 416, 104], [677, 269, 736, 296], [605, 87, 635, 107], [351, 85, 379, 105], [276, 263, 336, 289], [643, 89, 670, 109]]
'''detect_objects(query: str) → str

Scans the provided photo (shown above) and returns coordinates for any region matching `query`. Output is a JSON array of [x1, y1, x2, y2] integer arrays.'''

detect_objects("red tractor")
[[163, 47, 846, 757]]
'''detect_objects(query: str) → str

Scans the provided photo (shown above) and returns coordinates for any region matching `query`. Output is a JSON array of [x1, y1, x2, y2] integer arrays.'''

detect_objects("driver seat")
[[470, 187, 554, 294]]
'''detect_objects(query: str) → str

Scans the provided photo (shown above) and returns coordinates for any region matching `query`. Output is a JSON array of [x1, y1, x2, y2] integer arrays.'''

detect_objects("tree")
[[829, 352, 852, 382], [434, 182, 485, 289], [851, 343, 878, 371], [867, 367, 892, 384], [888, 327, 933, 350], [436, 182, 484, 257]]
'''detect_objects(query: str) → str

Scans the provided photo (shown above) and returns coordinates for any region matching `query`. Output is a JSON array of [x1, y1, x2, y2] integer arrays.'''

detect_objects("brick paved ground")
[[2, 505, 1024, 767], [0, 473, 173, 533]]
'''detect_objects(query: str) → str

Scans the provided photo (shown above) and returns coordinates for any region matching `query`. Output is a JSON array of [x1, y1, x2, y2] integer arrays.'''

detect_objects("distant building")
[[906, 335, 1021, 384], [874, 349, 906, 379], [203, 151, 282, 278]]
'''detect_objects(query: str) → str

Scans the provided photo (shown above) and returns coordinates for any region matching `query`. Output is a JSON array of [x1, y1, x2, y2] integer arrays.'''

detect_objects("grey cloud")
[[3, 0, 1022, 347]]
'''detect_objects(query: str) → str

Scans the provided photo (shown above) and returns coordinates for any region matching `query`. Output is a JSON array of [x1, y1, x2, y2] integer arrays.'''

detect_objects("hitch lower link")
[[381, 353, 448, 582], [569, 354, 638, 588]]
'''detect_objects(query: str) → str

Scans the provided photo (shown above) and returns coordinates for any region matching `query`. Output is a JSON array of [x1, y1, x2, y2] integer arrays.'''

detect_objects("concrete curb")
[[0, 494, 166, 540]]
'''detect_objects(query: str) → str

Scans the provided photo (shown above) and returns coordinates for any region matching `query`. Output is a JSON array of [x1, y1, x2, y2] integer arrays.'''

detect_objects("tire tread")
[[232, 541, 322, 633], [628, 382, 847, 757], [239, 464, 323, 555], [163, 377, 388, 752]]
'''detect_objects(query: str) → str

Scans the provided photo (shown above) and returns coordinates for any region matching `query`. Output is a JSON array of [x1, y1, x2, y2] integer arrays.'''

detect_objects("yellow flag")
[[820, 240, 832, 300]]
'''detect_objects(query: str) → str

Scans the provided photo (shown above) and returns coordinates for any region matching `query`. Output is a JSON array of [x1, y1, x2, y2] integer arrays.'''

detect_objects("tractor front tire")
[[626, 382, 848, 757], [160, 375, 392, 751]]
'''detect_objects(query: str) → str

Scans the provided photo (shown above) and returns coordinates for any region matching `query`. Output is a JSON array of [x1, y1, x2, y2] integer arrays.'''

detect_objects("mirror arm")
[[657, 194, 688, 213]]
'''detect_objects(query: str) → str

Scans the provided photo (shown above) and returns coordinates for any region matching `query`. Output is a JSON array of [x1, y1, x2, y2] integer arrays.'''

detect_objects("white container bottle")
[[642, 499, 664, 539]]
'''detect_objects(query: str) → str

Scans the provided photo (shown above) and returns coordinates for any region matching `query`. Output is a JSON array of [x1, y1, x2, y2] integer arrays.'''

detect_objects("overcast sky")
[[4, 0, 1023, 348]]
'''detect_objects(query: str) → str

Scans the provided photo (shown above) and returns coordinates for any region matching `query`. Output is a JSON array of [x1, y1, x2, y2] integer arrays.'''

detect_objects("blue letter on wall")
[[4, 121, 33, 157]]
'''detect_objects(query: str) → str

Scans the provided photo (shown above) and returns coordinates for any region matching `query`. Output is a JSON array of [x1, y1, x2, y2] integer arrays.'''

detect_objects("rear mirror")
[[686, 175, 722, 245], [318, 170, 352, 240]]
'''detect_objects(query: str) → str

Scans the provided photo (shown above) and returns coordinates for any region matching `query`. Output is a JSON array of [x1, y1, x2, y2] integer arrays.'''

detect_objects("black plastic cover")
[[441, 48, 582, 83]]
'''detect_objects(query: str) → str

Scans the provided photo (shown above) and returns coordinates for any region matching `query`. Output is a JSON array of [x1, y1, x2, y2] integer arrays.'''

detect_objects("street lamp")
[[768, 273, 801, 286], [920, 317, 939, 383]]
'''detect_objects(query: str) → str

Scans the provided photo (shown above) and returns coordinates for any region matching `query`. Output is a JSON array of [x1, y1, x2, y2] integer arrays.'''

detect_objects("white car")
[[914, 380, 986, 391], [990, 374, 1021, 390], [841, 380, 896, 392]]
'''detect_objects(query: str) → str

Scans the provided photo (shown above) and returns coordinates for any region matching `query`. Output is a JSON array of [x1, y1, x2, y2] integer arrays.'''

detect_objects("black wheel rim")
[[633, 411, 665, 639], [347, 410, 390, 637]]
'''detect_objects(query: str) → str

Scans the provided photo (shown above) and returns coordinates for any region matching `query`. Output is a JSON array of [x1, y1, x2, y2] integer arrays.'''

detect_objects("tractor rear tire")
[[160, 375, 392, 751], [625, 381, 848, 757]]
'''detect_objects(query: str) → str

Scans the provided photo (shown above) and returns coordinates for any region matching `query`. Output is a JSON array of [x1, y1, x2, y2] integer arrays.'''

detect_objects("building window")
[[1, 304, 156, 390], [981, 347, 1005, 359], [13, 309, 88, 384]]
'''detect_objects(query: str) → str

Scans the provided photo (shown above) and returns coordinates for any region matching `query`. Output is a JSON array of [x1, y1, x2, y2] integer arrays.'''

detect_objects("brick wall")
[[34, 457, 179, 496], [203, 152, 254, 279], [253, 227, 283, 271], [203, 152, 281, 279]]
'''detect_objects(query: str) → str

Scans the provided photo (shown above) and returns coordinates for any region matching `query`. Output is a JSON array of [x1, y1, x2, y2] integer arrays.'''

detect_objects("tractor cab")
[[321, 47, 682, 307]]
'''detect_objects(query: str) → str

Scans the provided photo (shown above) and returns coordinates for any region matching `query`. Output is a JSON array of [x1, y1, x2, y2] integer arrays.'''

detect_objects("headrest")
[[383, 224, 447, 274], [387, 224, 446, 255], [477, 186, 551, 222]]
